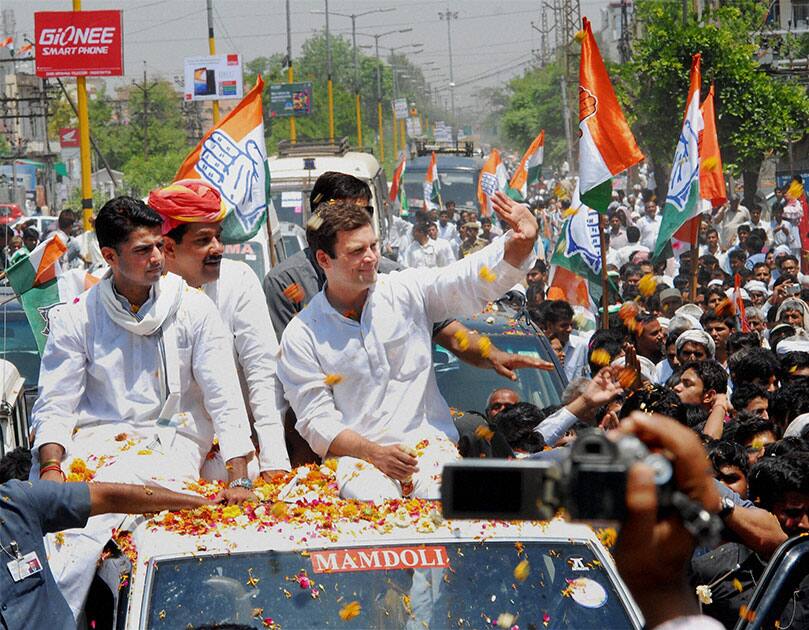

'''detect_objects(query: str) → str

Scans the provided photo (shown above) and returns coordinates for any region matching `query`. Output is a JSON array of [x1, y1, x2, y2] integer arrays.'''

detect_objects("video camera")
[[441, 430, 674, 522]]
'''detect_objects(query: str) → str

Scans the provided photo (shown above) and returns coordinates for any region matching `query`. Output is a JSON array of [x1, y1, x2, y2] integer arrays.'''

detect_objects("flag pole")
[[598, 217, 609, 329], [689, 219, 699, 303]]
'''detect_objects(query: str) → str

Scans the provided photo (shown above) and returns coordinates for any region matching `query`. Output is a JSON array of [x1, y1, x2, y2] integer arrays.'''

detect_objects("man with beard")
[[149, 180, 290, 479], [278, 192, 539, 500], [29, 196, 255, 619]]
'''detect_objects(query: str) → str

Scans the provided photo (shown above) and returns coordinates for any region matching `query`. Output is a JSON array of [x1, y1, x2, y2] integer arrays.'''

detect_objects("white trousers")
[[336, 433, 458, 502], [35, 424, 204, 620]]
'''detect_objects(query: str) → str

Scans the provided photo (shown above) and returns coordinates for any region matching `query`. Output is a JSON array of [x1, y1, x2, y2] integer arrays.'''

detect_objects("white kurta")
[[278, 232, 535, 460], [31, 275, 254, 464], [203, 259, 289, 471]]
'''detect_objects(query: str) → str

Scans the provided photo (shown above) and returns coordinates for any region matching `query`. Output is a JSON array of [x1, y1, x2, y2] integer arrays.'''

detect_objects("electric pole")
[[555, 0, 581, 174], [619, 0, 631, 64], [438, 9, 458, 121], [131, 61, 158, 160], [206, 0, 220, 124], [286, 0, 296, 143]]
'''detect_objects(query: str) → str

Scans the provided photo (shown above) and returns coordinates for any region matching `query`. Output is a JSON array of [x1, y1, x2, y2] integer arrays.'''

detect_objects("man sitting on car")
[[278, 192, 540, 501]]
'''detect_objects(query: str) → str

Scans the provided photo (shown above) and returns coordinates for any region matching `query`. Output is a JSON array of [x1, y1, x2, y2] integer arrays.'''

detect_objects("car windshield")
[[403, 170, 479, 209], [145, 540, 634, 628], [0, 304, 40, 386], [270, 186, 310, 227], [434, 333, 563, 414], [222, 241, 267, 281]]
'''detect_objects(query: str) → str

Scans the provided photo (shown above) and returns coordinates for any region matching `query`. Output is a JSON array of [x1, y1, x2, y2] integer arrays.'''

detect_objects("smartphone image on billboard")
[[194, 68, 216, 96]]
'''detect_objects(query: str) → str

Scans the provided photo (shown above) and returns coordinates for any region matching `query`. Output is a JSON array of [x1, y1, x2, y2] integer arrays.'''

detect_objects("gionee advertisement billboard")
[[34, 10, 123, 78]]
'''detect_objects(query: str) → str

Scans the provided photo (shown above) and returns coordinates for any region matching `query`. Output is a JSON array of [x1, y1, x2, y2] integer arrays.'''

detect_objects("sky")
[[5, 0, 610, 107]]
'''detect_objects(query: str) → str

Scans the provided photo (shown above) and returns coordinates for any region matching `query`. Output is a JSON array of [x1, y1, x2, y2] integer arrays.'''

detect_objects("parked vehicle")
[[0, 203, 23, 225]]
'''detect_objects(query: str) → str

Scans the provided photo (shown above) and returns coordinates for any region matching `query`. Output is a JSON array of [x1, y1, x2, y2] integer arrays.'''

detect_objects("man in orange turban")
[[148, 179, 290, 480]]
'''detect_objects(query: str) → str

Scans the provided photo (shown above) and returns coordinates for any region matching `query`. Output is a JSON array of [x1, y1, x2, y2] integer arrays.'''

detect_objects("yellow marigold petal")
[[732, 578, 743, 592], [590, 348, 612, 368], [479, 266, 497, 283], [338, 600, 362, 621], [474, 425, 495, 442], [324, 373, 343, 386], [514, 559, 530, 582], [453, 330, 470, 351], [702, 156, 719, 172], [478, 336, 493, 358], [638, 273, 657, 297]]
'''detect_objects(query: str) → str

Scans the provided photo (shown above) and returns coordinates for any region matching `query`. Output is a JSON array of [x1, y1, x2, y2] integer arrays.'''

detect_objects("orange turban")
[[148, 179, 227, 235]]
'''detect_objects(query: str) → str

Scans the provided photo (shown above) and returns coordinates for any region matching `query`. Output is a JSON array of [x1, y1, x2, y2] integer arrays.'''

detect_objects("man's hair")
[[622, 263, 642, 280], [306, 200, 373, 258], [727, 331, 761, 356], [752, 262, 769, 274], [724, 414, 779, 446], [730, 383, 768, 413], [587, 328, 625, 375], [681, 359, 728, 394], [494, 402, 547, 453], [763, 437, 809, 459], [700, 254, 719, 267], [22, 227, 39, 241], [728, 348, 780, 387], [778, 254, 799, 269], [700, 309, 737, 331], [706, 227, 718, 237], [746, 234, 764, 253], [95, 196, 163, 250], [540, 299, 574, 326], [57, 208, 75, 231], [769, 377, 809, 428], [309, 171, 371, 208], [626, 226, 640, 243], [620, 384, 683, 420], [728, 249, 747, 263], [781, 351, 809, 380], [0, 447, 32, 483], [748, 454, 809, 510], [707, 440, 749, 475]]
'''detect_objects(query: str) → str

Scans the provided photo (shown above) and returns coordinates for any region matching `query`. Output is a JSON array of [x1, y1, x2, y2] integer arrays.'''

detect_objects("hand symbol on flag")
[[198, 130, 267, 230]]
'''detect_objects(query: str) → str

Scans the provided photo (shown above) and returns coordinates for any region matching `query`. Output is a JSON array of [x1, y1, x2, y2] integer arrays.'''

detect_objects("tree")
[[620, 1, 809, 205], [499, 61, 568, 169]]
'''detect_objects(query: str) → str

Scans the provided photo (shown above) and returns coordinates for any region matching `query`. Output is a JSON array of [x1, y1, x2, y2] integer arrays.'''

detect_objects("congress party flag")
[[477, 148, 509, 216], [654, 54, 704, 260], [508, 130, 544, 202], [550, 184, 607, 301], [423, 151, 442, 210], [670, 80, 725, 256], [175, 75, 269, 243], [389, 157, 409, 212], [5, 234, 67, 353], [578, 17, 643, 213]]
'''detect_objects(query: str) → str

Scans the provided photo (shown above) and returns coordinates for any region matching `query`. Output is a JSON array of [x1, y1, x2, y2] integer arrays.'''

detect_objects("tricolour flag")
[[5, 235, 67, 353], [175, 75, 269, 243], [477, 149, 509, 216], [550, 184, 606, 301], [671, 80, 725, 256], [389, 157, 409, 212], [0, 37, 12, 48], [578, 17, 643, 213], [17, 43, 33, 55], [508, 130, 544, 202], [654, 54, 703, 260], [423, 151, 442, 210]]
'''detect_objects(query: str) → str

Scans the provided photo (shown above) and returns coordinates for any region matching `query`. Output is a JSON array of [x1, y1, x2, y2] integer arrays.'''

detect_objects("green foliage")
[[621, 0, 809, 177], [121, 148, 191, 197], [499, 61, 568, 167]]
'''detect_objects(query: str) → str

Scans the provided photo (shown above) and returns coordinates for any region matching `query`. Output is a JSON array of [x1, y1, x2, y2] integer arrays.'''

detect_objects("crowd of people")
[[1, 168, 808, 628]]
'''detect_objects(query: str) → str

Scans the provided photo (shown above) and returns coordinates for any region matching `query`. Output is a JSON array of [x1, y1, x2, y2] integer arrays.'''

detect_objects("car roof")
[[268, 151, 381, 182], [408, 155, 483, 171]]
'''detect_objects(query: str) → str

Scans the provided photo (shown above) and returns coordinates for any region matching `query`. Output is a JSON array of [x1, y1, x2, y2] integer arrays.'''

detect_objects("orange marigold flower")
[[475, 425, 494, 442], [324, 373, 343, 386], [514, 559, 530, 582], [590, 348, 612, 368], [618, 301, 640, 322], [638, 273, 657, 297], [714, 298, 735, 317], [617, 366, 638, 389], [283, 283, 305, 304], [338, 600, 362, 621]]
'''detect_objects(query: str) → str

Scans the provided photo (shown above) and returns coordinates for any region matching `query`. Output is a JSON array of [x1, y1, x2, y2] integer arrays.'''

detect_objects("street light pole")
[[324, 0, 334, 143], [438, 9, 458, 121], [285, 0, 296, 143], [206, 0, 220, 124]]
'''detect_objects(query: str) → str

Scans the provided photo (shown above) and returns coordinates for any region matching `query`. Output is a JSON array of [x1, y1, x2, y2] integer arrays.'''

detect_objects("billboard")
[[393, 98, 408, 120], [269, 82, 312, 117], [34, 10, 124, 78], [183, 54, 243, 101], [59, 128, 80, 148]]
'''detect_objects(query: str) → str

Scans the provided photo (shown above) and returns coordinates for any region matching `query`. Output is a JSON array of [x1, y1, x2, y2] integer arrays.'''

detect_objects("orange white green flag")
[[389, 157, 409, 212], [175, 75, 269, 243], [654, 54, 704, 260], [508, 130, 544, 202], [477, 148, 509, 216], [578, 17, 643, 213], [423, 151, 442, 210], [5, 234, 67, 353]]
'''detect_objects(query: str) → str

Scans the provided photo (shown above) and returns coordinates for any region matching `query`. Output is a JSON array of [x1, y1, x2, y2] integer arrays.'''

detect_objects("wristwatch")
[[718, 495, 735, 519], [228, 477, 253, 490]]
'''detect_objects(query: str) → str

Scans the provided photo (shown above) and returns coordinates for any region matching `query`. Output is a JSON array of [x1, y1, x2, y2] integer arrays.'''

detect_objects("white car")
[[84, 465, 643, 629], [11, 215, 57, 239]]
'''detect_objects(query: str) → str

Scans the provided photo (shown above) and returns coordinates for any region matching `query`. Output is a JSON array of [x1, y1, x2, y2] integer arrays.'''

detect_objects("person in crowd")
[[700, 310, 737, 368], [707, 440, 750, 499], [427, 222, 457, 265], [459, 220, 488, 258], [437, 207, 457, 241], [402, 222, 440, 268], [730, 383, 769, 419], [535, 299, 589, 380], [637, 198, 662, 251], [485, 388, 520, 421], [277, 192, 540, 501], [149, 180, 290, 480], [28, 196, 256, 618]]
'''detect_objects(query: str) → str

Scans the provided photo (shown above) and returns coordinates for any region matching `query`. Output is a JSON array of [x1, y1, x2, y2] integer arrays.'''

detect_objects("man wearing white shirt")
[[150, 180, 290, 480], [437, 207, 458, 241], [428, 222, 456, 266], [278, 192, 539, 501], [402, 222, 439, 268], [30, 196, 255, 618], [636, 199, 662, 252]]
